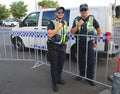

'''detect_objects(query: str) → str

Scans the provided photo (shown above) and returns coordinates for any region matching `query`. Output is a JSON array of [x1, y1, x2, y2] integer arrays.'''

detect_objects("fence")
[[0, 29, 120, 89]]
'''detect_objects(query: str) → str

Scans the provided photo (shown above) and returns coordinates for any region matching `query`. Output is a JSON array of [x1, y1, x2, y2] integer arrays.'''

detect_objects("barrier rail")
[[0, 30, 120, 89]]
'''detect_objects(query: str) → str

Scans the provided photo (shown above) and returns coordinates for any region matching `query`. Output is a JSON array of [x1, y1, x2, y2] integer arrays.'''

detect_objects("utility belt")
[[78, 39, 94, 45], [76, 30, 95, 42], [48, 34, 68, 44], [77, 37, 94, 42], [47, 39, 66, 48]]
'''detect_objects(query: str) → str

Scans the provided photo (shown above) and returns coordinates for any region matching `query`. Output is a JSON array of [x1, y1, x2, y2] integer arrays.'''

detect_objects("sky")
[[0, 0, 120, 13]]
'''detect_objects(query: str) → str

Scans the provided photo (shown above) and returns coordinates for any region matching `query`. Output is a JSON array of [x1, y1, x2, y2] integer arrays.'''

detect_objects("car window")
[[9, 19, 16, 22], [42, 10, 70, 26], [5, 20, 9, 22], [22, 12, 40, 27]]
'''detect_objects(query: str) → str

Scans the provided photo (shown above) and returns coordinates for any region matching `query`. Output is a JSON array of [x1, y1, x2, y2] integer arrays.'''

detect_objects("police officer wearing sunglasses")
[[47, 7, 68, 92], [70, 4, 102, 86]]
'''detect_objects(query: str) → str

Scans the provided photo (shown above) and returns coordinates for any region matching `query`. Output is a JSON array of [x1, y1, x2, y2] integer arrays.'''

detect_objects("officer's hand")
[[93, 42, 97, 48], [57, 22, 63, 29], [77, 19, 84, 28]]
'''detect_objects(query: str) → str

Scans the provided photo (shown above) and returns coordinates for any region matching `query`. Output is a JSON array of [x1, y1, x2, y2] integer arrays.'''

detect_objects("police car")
[[10, 5, 119, 58]]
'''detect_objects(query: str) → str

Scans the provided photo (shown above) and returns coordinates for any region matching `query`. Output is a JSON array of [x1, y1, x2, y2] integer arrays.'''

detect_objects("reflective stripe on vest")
[[87, 16, 95, 41], [87, 16, 95, 34], [51, 20, 67, 44]]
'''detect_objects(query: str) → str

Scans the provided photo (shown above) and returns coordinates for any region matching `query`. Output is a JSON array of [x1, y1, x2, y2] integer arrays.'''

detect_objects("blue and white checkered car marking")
[[12, 31, 48, 50], [12, 31, 48, 38], [67, 32, 105, 42], [93, 33, 105, 42], [99, 34, 105, 42], [12, 31, 105, 50]]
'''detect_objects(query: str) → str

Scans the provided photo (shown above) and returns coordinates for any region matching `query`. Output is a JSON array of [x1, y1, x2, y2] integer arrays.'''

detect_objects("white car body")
[[10, 5, 119, 57], [3, 19, 19, 27]]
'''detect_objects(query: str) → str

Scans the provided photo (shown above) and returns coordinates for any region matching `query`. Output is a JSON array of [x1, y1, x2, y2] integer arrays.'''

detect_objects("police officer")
[[47, 7, 68, 92], [70, 4, 102, 86]]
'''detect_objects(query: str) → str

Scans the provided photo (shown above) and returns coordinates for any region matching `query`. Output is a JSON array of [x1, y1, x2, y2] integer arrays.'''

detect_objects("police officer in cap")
[[70, 3, 102, 86], [47, 6, 68, 92]]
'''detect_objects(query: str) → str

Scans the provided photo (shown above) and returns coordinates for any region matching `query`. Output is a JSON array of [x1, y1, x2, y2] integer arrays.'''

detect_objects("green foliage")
[[10, 1, 28, 19], [0, 4, 10, 20], [38, 0, 59, 8], [115, 5, 120, 18]]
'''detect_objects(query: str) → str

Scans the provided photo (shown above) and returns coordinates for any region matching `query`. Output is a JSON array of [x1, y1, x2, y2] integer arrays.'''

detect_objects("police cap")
[[79, 3, 88, 10], [56, 7, 65, 12]]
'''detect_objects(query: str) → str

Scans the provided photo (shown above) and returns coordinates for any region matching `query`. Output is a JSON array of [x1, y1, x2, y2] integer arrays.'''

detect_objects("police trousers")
[[47, 41, 66, 85], [78, 40, 95, 79]]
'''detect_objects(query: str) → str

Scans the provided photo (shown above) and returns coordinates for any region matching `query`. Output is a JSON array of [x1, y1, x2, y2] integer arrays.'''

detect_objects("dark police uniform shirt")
[[47, 20, 55, 30], [72, 15, 100, 42]]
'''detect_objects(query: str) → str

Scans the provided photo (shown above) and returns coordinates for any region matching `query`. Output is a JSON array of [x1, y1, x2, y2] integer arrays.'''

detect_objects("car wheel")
[[14, 38, 24, 51], [11, 24, 14, 27], [3, 24, 6, 27]]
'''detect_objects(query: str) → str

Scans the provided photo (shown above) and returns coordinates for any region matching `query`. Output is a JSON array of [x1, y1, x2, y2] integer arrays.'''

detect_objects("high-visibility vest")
[[50, 20, 68, 44], [75, 15, 96, 41]]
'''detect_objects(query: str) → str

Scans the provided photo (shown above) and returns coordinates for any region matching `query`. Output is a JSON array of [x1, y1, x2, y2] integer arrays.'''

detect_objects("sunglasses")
[[80, 9, 87, 11], [57, 11, 64, 14]]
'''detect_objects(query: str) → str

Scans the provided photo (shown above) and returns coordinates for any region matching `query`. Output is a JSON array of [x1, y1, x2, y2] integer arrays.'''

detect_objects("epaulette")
[[89, 15, 94, 19], [75, 16, 81, 21]]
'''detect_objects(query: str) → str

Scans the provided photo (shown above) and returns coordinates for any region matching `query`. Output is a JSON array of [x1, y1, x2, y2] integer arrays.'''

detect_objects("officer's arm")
[[48, 26, 61, 38], [93, 18, 102, 37], [48, 22, 62, 38], [96, 27, 102, 37], [93, 27, 102, 48], [93, 18, 102, 41], [70, 19, 84, 34], [94, 27, 102, 45], [70, 25, 79, 34]]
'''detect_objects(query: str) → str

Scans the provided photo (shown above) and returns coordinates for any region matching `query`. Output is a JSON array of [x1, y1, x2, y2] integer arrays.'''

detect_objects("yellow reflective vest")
[[51, 20, 68, 44]]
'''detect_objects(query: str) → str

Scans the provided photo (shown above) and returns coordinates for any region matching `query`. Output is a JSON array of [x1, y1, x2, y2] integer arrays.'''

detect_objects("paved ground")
[[0, 60, 114, 94], [98, 89, 111, 94], [0, 26, 119, 94]]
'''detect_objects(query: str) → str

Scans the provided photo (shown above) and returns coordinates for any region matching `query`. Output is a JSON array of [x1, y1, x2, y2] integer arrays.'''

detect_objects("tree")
[[38, 0, 59, 8], [0, 4, 10, 20], [115, 5, 120, 18], [10, 1, 27, 19]]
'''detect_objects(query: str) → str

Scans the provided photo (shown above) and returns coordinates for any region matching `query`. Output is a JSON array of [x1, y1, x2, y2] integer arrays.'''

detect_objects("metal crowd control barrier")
[[0, 30, 120, 91]]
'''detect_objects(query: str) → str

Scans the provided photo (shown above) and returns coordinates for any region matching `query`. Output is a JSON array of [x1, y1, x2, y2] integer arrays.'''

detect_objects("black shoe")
[[75, 76, 82, 81], [53, 84, 58, 92], [86, 80, 95, 86], [58, 80, 65, 85]]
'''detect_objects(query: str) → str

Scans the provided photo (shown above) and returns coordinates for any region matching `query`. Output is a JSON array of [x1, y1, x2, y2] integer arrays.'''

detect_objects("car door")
[[38, 10, 55, 50], [17, 12, 40, 49]]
